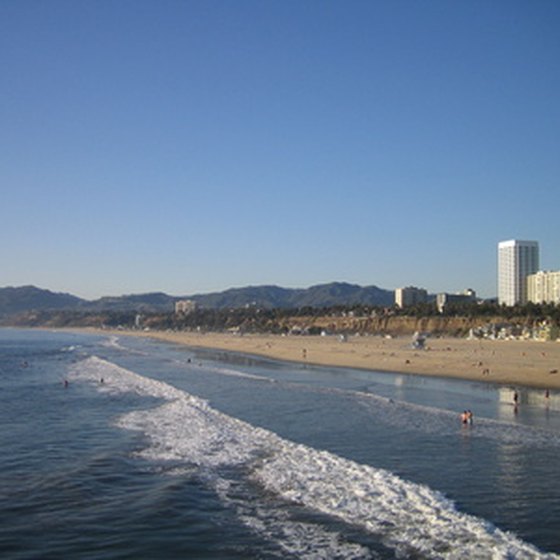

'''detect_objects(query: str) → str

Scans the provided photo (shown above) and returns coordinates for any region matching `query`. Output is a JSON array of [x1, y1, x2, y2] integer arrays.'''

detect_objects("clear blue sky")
[[2, 0, 559, 300]]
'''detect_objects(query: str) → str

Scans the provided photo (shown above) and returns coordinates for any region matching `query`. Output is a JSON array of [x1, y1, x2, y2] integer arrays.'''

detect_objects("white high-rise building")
[[498, 240, 539, 306]]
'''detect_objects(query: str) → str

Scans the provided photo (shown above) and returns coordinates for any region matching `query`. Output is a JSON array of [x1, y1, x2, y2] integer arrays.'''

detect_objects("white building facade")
[[498, 240, 539, 306], [395, 286, 428, 308], [527, 270, 560, 304]]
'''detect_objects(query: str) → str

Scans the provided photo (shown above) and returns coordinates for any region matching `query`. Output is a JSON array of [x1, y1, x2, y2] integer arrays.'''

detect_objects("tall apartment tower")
[[498, 240, 539, 306]]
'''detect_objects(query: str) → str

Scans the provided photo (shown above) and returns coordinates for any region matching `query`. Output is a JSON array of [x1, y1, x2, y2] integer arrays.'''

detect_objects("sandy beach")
[[107, 330, 560, 391]]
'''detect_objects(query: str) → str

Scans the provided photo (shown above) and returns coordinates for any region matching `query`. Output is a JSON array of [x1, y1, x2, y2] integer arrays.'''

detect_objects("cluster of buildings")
[[395, 286, 476, 312], [173, 240, 557, 316], [396, 239, 559, 310], [498, 240, 559, 306]]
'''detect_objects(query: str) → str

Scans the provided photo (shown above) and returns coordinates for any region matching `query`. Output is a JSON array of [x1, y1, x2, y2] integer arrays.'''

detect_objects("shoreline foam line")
[[116, 330, 560, 391], [69, 356, 557, 559]]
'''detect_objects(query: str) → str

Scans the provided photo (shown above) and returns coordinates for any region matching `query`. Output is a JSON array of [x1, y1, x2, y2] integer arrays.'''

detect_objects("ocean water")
[[1, 328, 560, 559]]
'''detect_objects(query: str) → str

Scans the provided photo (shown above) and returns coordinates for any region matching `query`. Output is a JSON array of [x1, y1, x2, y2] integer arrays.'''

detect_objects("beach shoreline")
[[80, 328, 560, 391]]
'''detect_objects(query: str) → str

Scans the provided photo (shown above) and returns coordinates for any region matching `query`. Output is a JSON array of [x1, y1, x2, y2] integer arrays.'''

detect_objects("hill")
[[0, 282, 395, 319], [84, 292, 177, 313], [188, 282, 393, 309], [0, 286, 84, 317], [181, 282, 394, 309]]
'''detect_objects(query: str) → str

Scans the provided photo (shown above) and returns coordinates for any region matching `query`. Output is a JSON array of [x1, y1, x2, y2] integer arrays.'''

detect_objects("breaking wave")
[[69, 356, 557, 559]]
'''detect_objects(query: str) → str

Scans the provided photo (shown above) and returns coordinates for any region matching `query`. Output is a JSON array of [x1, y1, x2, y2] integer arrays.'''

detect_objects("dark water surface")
[[1, 328, 559, 559]]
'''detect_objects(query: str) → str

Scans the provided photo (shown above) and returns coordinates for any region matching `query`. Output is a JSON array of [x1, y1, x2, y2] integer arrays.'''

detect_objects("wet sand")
[[111, 330, 560, 391]]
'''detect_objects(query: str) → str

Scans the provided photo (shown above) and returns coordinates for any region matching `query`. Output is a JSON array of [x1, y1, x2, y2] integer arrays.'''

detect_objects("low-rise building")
[[436, 289, 476, 313], [527, 270, 560, 304], [395, 286, 428, 308]]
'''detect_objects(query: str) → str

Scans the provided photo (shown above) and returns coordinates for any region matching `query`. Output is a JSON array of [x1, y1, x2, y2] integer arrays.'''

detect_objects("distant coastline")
[[79, 328, 560, 392]]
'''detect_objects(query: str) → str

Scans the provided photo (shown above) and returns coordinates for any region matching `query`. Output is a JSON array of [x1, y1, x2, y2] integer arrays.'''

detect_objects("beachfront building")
[[395, 286, 428, 308], [527, 270, 560, 304], [436, 289, 477, 313], [175, 299, 198, 315], [498, 240, 539, 306]]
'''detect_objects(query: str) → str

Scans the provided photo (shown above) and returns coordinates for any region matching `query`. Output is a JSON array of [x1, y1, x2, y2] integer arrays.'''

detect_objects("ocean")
[[1, 328, 559, 559]]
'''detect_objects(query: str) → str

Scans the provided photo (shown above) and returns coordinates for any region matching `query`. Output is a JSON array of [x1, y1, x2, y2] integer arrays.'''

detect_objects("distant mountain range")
[[187, 283, 394, 310], [0, 286, 84, 317], [0, 283, 395, 317]]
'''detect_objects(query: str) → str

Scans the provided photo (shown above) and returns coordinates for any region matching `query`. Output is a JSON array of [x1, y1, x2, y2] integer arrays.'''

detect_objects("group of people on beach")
[[460, 410, 474, 425]]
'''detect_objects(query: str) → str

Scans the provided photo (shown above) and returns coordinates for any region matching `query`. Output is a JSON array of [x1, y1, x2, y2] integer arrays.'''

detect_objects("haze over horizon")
[[2, 1, 559, 300]]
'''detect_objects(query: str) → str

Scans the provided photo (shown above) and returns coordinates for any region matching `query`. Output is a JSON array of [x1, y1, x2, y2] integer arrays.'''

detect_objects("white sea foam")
[[194, 363, 273, 382], [253, 443, 554, 559], [101, 336, 149, 356], [213, 477, 375, 559], [103, 335, 123, 348], [69, 356, 558, 559], [169, 355, 272, 381]]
